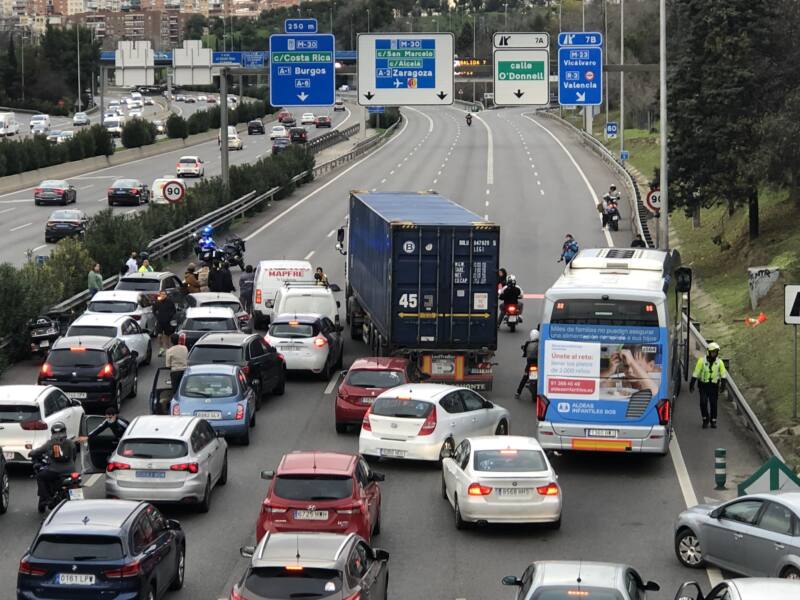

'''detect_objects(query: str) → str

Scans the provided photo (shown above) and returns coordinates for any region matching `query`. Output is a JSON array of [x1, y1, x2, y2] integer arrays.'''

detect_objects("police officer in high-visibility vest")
[[689, 342, 728, 429]]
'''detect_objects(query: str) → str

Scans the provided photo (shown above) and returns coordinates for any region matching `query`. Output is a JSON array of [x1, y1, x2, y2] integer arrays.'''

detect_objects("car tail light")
[[337, 504, 363, 514], [343, 593, 361, 600], [170, 462, 199, 473], [131, 188, 139, 194], [277, 353, 285, 362], [262, 505, 287, 514], [239, 313, 251, 321], [34, 187, 43, 194], [528, 364, 538, 375], [536, 395, 550, 421], [40, 362, 52, 377], [130, 314, 141, 321], [537, 482, 559, 496], [46, 221, 54, 227], [656, 399, 670, 425], [467, 483, 493, 496], [313, 336, 327, 348], [98, 363, 115, 378], [53, 188, 64, 194], [21, 419, 48, 431], [230, 586, 245, 600], [176, 162, 180, 168], [361, 407, 372, 431], [418, 409, 437, 436], [107, 462, 130, 472], [241, 365, 250, 376], [235, 404, 245, 420], [18, 558, 46, 576], [172, 404, 180, 416], [178, 332, 186, 345], [255, 289, 262, 304], [103, 561, 141, 578], [107, 188, 113, 194], [285, 565, 304, 572]]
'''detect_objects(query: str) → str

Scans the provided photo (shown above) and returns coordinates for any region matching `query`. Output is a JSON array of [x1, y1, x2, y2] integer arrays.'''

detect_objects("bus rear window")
[[550, 299, 659, 326]]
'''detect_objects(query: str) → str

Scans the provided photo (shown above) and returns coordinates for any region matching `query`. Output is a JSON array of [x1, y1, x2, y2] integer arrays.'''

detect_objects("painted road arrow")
[[364, 91, 375, 100], [514, 89, 524, 98], [437, 91, 447, 100]]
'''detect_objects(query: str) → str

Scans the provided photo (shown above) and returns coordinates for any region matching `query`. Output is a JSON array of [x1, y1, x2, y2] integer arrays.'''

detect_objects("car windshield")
[[273, 475, 353, 501], [32, 535, 124, 561], [50, 210, 83, 220], [243, 568, 342, 599], [116, 278, 159, 292], [88, 300, 137, 313], [346, 369, 404, 389], [183, 318, 236, 332], [179, 158, 198, 164], [532, 588, 624, 600], [0, 404, 41, 424], [47, 349, 107, 367], [473, 449, 548, 472], [112, 179, 139, 188], [281, 296, 332, 316], [66, 325, 117, 338], [117, 439, 188, 459], [200, 301, 240, 311], [269, 323, 316, 338], [188, 345, 242, 364], [41, 181, 66, 188], [180, 374, 237, 398], [371, 397, 433, 419]]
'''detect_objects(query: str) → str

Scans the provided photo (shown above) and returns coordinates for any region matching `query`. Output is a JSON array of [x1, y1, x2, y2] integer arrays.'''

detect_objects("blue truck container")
[[341, 192, 500, 390]]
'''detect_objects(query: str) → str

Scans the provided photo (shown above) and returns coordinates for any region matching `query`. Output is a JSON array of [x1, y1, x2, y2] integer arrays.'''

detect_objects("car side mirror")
[[336, 227, 345, 243], [330, 284, 341, 293], [644, 581, 660, 592], [372, 548, 389, 561], [440, 447, 453, 459], [165, 519, 181, 530], [370, 472, 385, 482], [340, 370, 348, 378], [709, 508, 721, 519], [71, 399, 81, 407], [483, 400, 493, 409], [260, 470, 274, 480], [501, 576, 522, 587], [674, 581, 704, 600], [240, 545, 255, 558]]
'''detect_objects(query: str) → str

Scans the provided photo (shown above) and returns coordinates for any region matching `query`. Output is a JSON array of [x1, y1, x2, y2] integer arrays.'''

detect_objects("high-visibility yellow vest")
[[693, 356, 727, 384]]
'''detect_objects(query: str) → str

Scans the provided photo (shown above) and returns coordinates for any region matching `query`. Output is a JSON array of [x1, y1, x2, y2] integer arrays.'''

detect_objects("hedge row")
[[0, 125, 114, 177], [121, 119, 158, 149], [165, 100, 274, 139]]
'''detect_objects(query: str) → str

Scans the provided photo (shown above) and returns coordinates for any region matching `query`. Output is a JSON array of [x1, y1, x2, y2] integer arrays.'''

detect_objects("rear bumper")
[[537, 422, 669, 454], [17, 585, 139, 600], [359, 431, 441, 462], [37, 380, 118, 410], [106, 474, 206, 502], [258, 518, 369, 542], [34, 196, 64, 205], [45, 229, 81, 241], [108, 194, 140, 205], [204, 418, 249, 437], [282, 353, 327, 373], [2, 446, 34, 463], [459, 494, 561, 524]]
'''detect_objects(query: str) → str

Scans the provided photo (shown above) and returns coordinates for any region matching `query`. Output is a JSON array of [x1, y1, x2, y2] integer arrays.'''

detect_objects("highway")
[[0, 105, 765, 599], [0, 102, 356, 266]]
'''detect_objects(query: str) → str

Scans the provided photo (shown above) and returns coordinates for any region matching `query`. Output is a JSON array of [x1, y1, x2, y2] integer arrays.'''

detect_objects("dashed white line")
[[84, 473, 102, 488], [485, 189, 490, 195], [327, 229, 336, 238], [96, 197, 107, 202], [537, 180, 541, 185], [323, 371, 341, 394], [10, 222, 32, 232], [540, 189, 545, 195], [32, 244, 47, 252], [381, 178, 386, 183], [485, 200, 489, 207], [0, 207, 16, 215], [389, 170, 394, 175], [304, 250, 315, 260], [437, 170, 442, 176]]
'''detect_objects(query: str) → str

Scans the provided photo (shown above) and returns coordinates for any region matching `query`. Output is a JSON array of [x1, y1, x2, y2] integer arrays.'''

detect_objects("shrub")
[[187, 110, 210, 135], [121, 119, 156, 149], [166, 114, 188, 139], [90, 124, 115, 156]]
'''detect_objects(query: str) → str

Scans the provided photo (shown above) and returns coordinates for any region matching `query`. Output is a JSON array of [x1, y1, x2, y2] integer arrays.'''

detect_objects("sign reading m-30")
[[358, 33, 454, 106], [493, 48, 549, 105]]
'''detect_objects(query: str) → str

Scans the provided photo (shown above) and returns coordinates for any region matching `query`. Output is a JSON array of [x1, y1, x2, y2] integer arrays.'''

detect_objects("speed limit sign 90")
[[163, 180, 185, 204]]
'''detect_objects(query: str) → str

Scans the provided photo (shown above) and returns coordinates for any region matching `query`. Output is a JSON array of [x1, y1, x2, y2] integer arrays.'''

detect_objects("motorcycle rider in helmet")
[[498, 274, 524, 326], [515, 329, 540, 399], [465, 113, 472, 126], [199, 225, 216, 251], [30, 421, 79, 512]]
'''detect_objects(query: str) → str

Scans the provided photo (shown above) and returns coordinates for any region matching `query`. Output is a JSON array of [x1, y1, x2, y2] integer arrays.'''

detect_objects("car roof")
[[179, 155, 200, 160], [252, 532, 353, 569], [348, 357, 409, 371], [184, 363, 239, 376], [70, 313, 130, 328], [119, 271, 174, 281], [277, 451, 357, 476], [256, 260, 312, 270], [533, 561, 626, 588], [185, 307, 236, 318], [279, 285, 333, 297], [271, 313, 322, 324], [125, 415, 197, 440], [377, 383, 464, 401], [190, 292, 240, 304], [0, 385, 53, 404], [748, 492, 800, 510], [194, 332, 252, 347], [51, 336, 113, 351], [728, 579, 800, 594], [92, 290, 145, 301], [43, 499, 143, 534], [466, 435, 544, 452]]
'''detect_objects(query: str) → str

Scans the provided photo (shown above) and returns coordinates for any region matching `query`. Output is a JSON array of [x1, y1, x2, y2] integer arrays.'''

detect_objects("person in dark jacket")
[[631, 234, 647, 248], [239, 265, 255, 312], [153, 291, 177, 357], [220, 264, 235, 294], [30, 422, 78, 511], [208, 262, 224, 292]]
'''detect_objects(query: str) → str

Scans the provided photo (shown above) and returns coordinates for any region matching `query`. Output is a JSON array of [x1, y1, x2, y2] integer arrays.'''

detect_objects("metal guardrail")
[[306, 123, 361, 155], [537, 111, 651, 247], [454, 99, 484, 112]]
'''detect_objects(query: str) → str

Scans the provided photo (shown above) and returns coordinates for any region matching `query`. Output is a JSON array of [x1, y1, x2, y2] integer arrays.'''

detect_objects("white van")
[[0, 112, 19, 136], [150, 177, 179, 205], [103, 116, 125, 137], [252, 260, 314, 328], [273, 282, 341, 326]]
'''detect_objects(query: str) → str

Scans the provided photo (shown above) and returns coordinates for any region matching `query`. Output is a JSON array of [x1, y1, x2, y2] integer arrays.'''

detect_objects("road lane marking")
[[0, 198, 33, 204], [324, 371, 341, 394], [433, 179, 438, 184], [381, 178, 386, 183], [10, 222, 32, 231], [405, 106, 434, 133], [77, 185, 94, 190], [304, 250, 315, 260], [84, 473, 102, 488], [472, 111, 494, 185], [327, 229, 336, 238], [97, 197, 108, 202], [0, 207, 16, 215], [32, 244, 47, 252]]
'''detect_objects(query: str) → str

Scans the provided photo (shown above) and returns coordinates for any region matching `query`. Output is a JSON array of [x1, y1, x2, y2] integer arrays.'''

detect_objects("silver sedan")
[[674, 492, 800, 578], [675, 578, 800, 600]]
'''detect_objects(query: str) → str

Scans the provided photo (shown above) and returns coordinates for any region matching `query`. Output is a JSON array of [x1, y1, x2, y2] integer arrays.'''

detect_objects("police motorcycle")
[[32, 455, 83, 514]]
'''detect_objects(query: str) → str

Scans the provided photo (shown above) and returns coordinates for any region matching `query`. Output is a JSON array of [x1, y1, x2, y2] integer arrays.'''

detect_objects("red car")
[[315, 115, 332, 128], [257, 451, 384, 543], [335, 357, 414, 433], [277, 110, 294, 124]]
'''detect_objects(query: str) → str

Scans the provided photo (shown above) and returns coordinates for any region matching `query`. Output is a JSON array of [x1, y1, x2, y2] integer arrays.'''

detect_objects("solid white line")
[[304, 250, 315, 260], [10, 222, 32, 232], [327, 229, 336, 238], [32, 244, 47, 252], [0, 207, 16, 215], [405, 106, 434, 133], [323, 371, 341, 395], [244, 110, 410, 243], [0, 198, 33, 204], [84, 473, 102, 488], [77, 185, 94, 190], [473, 112, 494, 185]]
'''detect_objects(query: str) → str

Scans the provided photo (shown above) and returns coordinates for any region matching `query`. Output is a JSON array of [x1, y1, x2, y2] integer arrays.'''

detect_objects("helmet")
[[508, 274, 517, 285], [201, 225, 213, 237], [708, 342, 721, 352], [610, 185, 617, 191], [529, 329, 539, 342], [50, 421, 67, 441]]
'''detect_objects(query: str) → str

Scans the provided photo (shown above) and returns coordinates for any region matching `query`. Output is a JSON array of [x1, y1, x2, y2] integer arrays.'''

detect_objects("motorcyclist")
[[559, 234, 580, 264], [465, 113, 472, 126], [30, 422, 78, 512], [515, 329, 540, 399], [198, 225, 216, 251], [601, 185, 621, 229], [498, 274, 523, 326], [497, 268, 508, 292]]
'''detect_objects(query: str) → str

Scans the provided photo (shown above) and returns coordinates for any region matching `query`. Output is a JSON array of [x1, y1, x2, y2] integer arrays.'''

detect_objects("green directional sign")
[[493, 47, 550, 106], [497, 60, 545, 81]]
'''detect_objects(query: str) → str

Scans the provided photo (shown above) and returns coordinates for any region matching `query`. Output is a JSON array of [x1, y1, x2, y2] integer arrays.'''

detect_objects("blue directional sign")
[[269, 33, 335, 107], [367, 106, 385, 113], [558, 32, 603, 47], [285, 18, 318, 33], [375, 38, 436, 90], [606, 121, 618, 139], [558, 45, 603, 106], [620, 150, 630, 161], [212, 51, 268, 68]]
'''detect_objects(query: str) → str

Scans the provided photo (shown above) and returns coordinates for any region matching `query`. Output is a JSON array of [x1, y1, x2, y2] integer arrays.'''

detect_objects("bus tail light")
[[656, 399, 670, 425], [536, 395, 549, 421]]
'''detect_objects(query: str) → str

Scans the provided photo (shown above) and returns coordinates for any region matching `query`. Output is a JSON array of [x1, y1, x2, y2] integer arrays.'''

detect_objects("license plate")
[[612, 215, 619, 221], [39, 340, 49, 348], [587, 429, 618, 438], [57, 573, 95, 585], [280, 344, 301, 351], [136, 471, 166, 478], [294, 510, 328, 520], [3, 451, 13, 460], [68, 488, 84, 500], [195, 411, 222, 419], [508, 315, 518, 323], [497, 488, 529, 497], [379, 448, 407, 458], [360, 397, 374, 405], [66, 392, 86, 399]]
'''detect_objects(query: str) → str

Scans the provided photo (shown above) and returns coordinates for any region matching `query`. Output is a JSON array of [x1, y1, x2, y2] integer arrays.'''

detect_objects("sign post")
[[269, 31, 335, 107], [785, 284, 800, 419]]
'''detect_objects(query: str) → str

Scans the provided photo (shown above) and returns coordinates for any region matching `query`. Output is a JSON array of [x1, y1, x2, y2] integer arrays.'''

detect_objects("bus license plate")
[[586, 429, 617, 438], [294, 510, 328, 520], [57, 573, 95, 585]]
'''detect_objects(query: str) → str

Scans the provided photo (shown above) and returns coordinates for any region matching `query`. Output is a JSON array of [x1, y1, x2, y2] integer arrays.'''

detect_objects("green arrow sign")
[[497, 60, 545, 81]]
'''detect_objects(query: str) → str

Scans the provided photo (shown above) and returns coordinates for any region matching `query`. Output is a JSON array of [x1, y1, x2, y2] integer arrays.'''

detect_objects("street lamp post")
[[367, 9, 370, 33], [504, 3, 508, 29], [472, 14, 476, 102], [620, 0, 625, 162], [76, 26, 81, 112], [659, 0, 669, 249]]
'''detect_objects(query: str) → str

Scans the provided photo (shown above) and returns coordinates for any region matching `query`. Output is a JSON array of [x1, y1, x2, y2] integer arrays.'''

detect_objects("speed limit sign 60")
[[163, 180, 185, 204]]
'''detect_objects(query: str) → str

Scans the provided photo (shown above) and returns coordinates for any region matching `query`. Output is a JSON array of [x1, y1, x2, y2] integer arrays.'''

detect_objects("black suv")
[[247, 120, 265, 135], [18, 500, 185, 599], [38, 336, 138, 414], [289, 127, 307, 143], [187, 332, 285, 410]]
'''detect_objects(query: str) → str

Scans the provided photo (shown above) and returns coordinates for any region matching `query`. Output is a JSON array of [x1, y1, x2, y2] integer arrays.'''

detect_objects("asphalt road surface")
[[0, 105, 765, 600]]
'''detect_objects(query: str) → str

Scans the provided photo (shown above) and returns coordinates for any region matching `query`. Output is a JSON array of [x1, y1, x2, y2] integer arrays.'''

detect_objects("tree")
[[3, 38, 19, 101], [185, 14, 207, 40]]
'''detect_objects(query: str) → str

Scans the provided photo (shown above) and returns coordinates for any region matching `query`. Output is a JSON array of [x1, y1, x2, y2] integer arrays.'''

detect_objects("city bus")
[[536, 248, 674, 455]]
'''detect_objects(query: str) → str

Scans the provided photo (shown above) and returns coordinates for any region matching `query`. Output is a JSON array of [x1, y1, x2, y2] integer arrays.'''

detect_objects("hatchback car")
[[272, 281, 341, 326], [29, 114, 50, 130], [282, 116, 297, 128], [177, 307, 240, 350], [85, 289, 157, 334], [315, 115, 332, 128], [44, 209, 88, 243], [171, 364, 256, 445], [301, 113, 316, 125], [442, 435, 561, 529], [185, 96, 197, 103], [233, 532, 389, 600], [17, 500, 185, 600], [66, 314, 152, 366], [675, 578, 800, 600], [188, 292, 252, 332], [106, 415, 227, 511], [265, 314, 343, 379], [277, 110, 293, 123], [176, 155, 204, 178], [675, 492, 800, 578], [187, 332, 285, 409], [248, 120, 265, 135], [46, 130, 63, 144], [115, 271, 185, 297], [359, 384, 511, 463], [228, 134, 244, 151], [272, 137, 291, 155], [38, 336, 138, 414], [257, 451, 383, 543], [270, 125, 288, 140], [502, 561, 659, 600], [335, 357, 414, 433], [107, 178, 150, 206], [334, 99, 345, 112], [0, 385, 85, 463], [73, 112, 90, 126], [34, 180, 77, 206], [289, 127, 307, 143]]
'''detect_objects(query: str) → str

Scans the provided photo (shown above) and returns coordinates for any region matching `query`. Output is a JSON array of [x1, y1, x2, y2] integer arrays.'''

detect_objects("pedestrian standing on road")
[[125, 252, 138, 275], [153, 291, 177, 357], [197, 262, 210, 292], [165, 333, 188, 392], [184, 263, 201, 293], [690, 342, 728, 429], [559, 234, 579, 264], [314, 267, 329, 287], [138, 258, 154, 273], [220, 263, 236, 294], [208, 262, 224, 292], [87, 263, 103, 297], [239, 265, 255, 312], [631, 234, 647, 248]]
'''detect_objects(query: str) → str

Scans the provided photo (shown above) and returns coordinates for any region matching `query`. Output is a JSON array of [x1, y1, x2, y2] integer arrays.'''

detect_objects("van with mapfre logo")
[[252, 260, 314, 328]]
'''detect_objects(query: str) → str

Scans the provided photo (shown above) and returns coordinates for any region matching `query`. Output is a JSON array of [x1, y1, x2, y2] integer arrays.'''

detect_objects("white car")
[[198, 95, 207, 102], [144, 97, 155, 106], [273, 282, 340, 326], [29, 114, 51, 131], [0, 385, 85, 463], [265, 313, 343, 378], [129, 108, 143, 119], [56, 131, 74, 144], [228, 133, 243, 151], [442, 435, 562, 529], [176, 155, 204, 177], [301, 113, 316, 125], [66, 314, 152, 366], [270, 125, 288, 140], [84, 290, 157, 335], [359, 384, 511, 462]]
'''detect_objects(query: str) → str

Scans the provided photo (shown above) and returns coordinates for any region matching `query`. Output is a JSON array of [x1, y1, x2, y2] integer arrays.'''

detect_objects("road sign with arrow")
[[493, 48, 549, 106], [269, 31, 335, 107], [558, 33, 602, 106], [357, 33, 454, 106]]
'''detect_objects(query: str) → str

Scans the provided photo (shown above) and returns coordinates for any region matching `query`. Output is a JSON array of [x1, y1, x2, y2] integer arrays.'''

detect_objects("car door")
[[130, 511, 161, 591], [120, 319, 146, 360], [348, 541, 380, 598], [191, 421, 216, 485], [702, 498, 765, 574], [357, 458, 380, 533], [143, 505, 176, 597], [201, 419, 224, 481], [42, 392, 61, 433], [443, 439, 467, 503], [438, 392, 469, 443], [747, 500, 799, 576], [624, 569, 646, 600], [114, 343, 135, 395], [460, 390, 495, 435], [138, 295, 156, 333], [52, 391, 81, 439], [260, 340, 282, 390], [319, 318, 336, 370], [246, 338, 269, 391]]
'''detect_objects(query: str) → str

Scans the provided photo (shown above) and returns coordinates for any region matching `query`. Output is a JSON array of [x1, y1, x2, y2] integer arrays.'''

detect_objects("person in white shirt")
[[125, 252, 138, 275]]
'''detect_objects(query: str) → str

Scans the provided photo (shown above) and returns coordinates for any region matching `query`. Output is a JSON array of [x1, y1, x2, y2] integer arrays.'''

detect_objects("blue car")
[[17, 499, 185, 600], [170, 364, 256, 445]]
